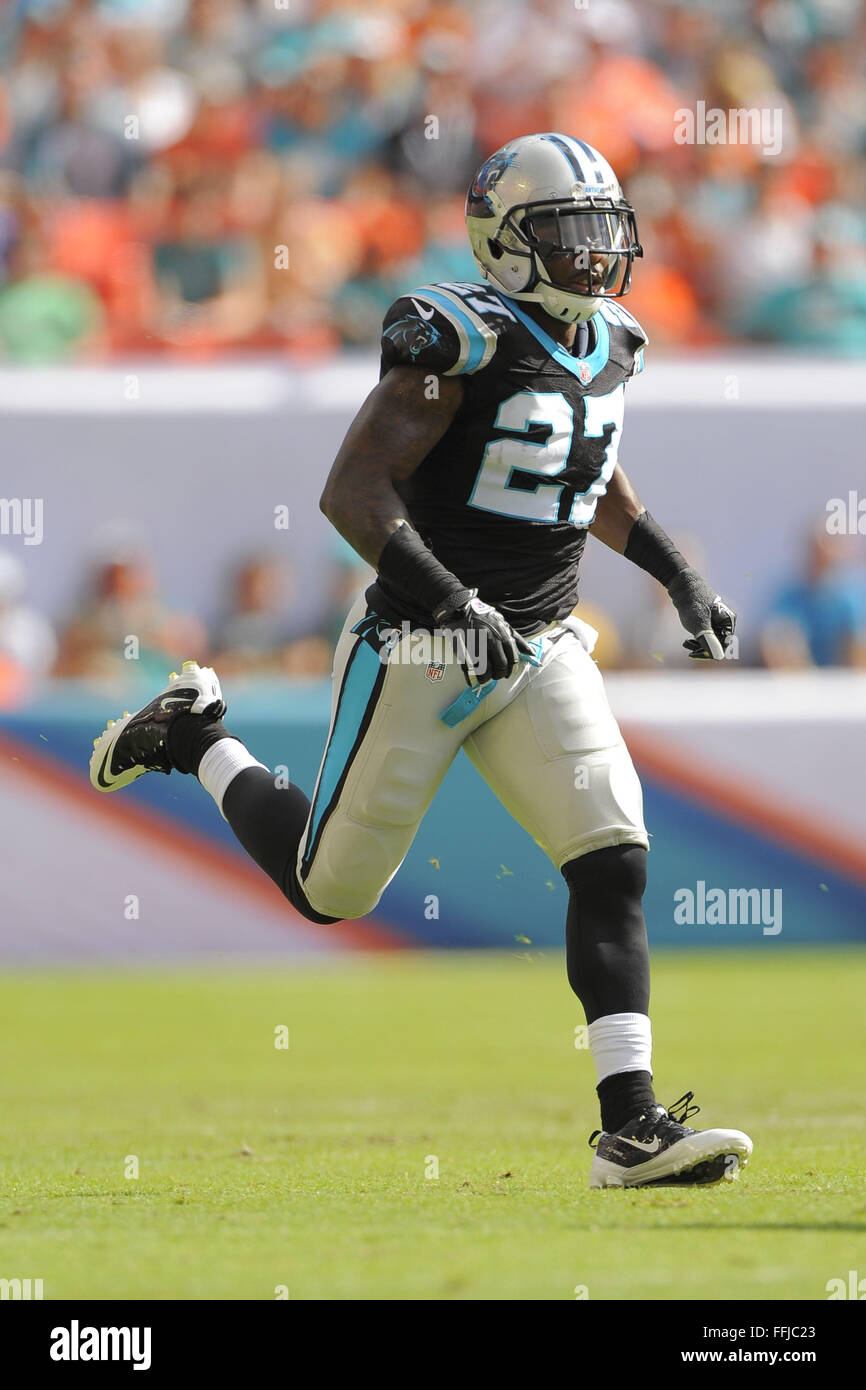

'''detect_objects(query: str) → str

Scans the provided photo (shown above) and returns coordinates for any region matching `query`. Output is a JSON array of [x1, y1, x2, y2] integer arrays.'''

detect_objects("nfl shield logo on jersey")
[[578, 361, 592, 385], [425, 660, 446, 682]]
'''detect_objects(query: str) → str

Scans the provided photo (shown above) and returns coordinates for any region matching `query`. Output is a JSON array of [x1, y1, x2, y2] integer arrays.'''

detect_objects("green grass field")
[[1, 949, 864, 1301]]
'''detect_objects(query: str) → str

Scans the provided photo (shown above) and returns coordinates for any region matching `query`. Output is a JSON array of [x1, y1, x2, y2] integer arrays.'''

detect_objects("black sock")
[[597, 1070, 657, 1134], [167, 715, 238, 776]]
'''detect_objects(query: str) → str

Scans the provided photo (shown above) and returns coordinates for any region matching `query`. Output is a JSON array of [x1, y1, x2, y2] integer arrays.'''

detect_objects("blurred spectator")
[[0, 227, 105, 361], [760, 525, 866, 668], [24, 53, 142, 199], [316, 535, 374, 651], [214, 554, 332, 676], [151, 177, 266, 349], [54, 525, 206, 681], [89, 26, 197, 158], [0, 0, 864, 359], [712, 164, 814, 330], [742, 205, 866, 354], [0, 552, 57, 706]]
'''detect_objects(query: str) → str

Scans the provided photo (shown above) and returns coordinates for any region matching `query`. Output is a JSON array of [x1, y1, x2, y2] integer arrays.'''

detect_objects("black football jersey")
[[367, 280, 647, 635]]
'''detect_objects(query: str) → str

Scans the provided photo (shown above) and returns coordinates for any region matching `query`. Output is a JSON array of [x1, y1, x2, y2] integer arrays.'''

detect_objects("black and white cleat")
[[89, 660, 225, 793], [588, 1092, 752, 1189]]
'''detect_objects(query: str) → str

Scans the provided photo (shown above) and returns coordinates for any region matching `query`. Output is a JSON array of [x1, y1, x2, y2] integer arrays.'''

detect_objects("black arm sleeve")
[[377, 523, 471, 621], [623, 510, 690, 589]]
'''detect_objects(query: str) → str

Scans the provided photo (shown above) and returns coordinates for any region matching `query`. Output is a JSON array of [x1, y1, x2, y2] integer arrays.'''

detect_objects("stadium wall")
[[1, 672, 864, 959]]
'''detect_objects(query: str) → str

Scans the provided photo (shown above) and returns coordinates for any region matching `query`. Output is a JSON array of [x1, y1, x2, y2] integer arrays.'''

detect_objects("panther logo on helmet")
[[467, 149, 517, 221]]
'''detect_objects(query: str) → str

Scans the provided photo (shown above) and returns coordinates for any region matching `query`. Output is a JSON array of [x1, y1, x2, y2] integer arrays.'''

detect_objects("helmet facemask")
[[493, 197, 642, 323]]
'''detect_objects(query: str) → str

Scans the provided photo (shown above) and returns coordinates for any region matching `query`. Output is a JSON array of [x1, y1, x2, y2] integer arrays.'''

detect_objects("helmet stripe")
[[544, 133, 589, 186], [570, 137, 607, 186]]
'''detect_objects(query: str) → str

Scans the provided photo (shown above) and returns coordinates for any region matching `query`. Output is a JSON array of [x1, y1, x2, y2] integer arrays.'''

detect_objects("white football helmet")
[[465, 132, 642, 324]]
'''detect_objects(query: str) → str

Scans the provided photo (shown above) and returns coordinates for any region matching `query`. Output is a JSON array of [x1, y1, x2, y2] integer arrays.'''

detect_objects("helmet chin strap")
[[526, 248, 600, 324], [483, 253, 599, 323], [535, 277, 599, 325]]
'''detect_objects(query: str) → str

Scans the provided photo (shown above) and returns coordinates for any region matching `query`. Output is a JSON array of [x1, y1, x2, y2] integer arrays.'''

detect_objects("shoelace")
[[588, 1090, 702, 1148], [667, 1091, 701, 1125]]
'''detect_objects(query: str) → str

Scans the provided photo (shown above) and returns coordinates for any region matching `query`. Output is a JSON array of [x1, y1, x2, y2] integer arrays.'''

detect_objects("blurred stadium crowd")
[[0, 0, 865, 361], [1, 516, 865, 706], [0, 537, 374, 703]]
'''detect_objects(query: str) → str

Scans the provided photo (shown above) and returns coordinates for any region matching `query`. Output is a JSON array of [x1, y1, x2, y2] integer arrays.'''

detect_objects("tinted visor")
[[524, 207, 635, 296]]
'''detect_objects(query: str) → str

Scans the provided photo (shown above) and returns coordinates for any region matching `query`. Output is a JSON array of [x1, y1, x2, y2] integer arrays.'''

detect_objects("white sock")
[[198, 738, 268, 820], [587, 1012, 653, 1084]]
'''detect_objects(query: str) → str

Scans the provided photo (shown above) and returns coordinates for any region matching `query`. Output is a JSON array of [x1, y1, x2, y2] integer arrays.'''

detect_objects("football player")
[[91, 133, 751, 1188]]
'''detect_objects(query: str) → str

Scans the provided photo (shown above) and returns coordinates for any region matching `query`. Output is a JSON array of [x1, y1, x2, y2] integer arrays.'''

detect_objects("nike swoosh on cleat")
[[95, 743, 116, 789], [411, 298, 436, 320], [160, 696, 191, 711], [618, 1136, 662, 1153]]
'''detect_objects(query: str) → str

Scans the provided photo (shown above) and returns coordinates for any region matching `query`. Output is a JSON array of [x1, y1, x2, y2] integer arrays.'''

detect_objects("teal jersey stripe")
[[416, 288, 491, 373], [496, 293, 611, 382]]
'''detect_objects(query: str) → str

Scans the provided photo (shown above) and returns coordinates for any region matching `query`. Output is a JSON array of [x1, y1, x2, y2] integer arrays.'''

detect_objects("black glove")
[[434, 590, 533, 686], [667, 569, 737, 660]]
